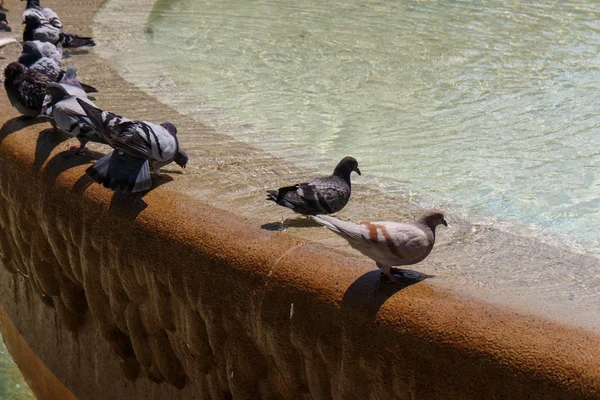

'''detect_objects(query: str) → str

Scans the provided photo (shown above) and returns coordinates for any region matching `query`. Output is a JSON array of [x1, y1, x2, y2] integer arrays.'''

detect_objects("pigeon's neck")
[[26, 0, 40, 10], [417, 218, 438, 240], [333, 164, 353, 185]]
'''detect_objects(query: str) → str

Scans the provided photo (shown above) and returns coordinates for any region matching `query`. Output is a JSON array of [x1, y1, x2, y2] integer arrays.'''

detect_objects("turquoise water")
[[0, 334, 35, 400], [144, 0, 600, 247]]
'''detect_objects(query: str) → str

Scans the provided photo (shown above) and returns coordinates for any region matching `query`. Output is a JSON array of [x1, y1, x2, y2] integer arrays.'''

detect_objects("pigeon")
[[4, 62, 51, 117], [311, 210, 448, 282], [18, 42, 97, 93], [22, 5, 95, 48], [22, 0, 60, 28], [76, 98, 189, 193], [0, 11, 11, 31], [44, 70, 106, 152], [267, 156, 361, 215], [18, 40, 63, 66]]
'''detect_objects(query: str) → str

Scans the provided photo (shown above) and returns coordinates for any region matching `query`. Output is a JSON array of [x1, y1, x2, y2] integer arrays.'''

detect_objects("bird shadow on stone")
[[0, 116, 47, 147], [108, 191, 148, 219], [33, 128, 70, 170], [64, 49, 91, 57], [261, 217, 321, 231], [106, 176, 174, 220], [41, 147, 103, 185], [341, 269, 433, 321]]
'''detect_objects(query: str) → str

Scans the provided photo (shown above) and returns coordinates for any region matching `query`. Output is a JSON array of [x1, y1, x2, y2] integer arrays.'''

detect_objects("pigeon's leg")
[[377, 263, 398, 283], [69, 139, 88, 154]]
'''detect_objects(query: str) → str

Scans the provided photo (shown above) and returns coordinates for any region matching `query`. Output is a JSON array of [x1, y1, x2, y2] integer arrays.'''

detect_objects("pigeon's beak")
[[442, 218, 448, 227], [354, 167, 361, 175]]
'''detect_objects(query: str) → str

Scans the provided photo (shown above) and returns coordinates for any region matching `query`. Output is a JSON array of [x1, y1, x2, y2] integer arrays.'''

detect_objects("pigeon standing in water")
[[4, 62, 51, 117], [266, 156, 361, 215], [76, 98, 189, 193], [0, 11, 11, 31], [311, 210, 448, 282]]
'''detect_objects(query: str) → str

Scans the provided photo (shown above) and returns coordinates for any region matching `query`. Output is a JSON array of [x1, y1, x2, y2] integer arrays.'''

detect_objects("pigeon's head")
[[60, 66, 80, 86], [23, 0, 41, 9], [160, 122, 178, 137], [22, 12, 43, 27], [21, 41, 41, 57], [174, 148, 188, 169], [334, 156, 361, 178], [4, 62, 27, 83], [420, 209, 448, 230]]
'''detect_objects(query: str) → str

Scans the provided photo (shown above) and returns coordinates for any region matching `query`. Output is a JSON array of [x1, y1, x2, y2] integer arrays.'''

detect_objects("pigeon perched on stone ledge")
[[76, 98, 189, 193], [22, 4, 95, 48], [45, 81, 106, 152], [267, 156, 361, 215], [4, 62, 51, 117], [311, 210, 447, 282], [18, 40, 63, 67]]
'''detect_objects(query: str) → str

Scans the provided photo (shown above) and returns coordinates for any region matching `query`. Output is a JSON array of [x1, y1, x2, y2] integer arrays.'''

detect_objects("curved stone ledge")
[[1, 0, 600, 399]]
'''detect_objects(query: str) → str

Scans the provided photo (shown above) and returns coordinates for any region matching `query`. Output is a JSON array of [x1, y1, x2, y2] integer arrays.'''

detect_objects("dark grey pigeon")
[[18, 40, 63, 66], [76, 98, 188, 193], [0, 11, 11, 31], [267, 156, 361, 215], [4, 62, 51, 117]]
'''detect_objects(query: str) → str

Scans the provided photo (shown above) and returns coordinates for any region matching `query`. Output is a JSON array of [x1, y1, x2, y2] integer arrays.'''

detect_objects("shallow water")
[[93, 0, 600, 330], [0, 335, 35, 400], [144, 0, 600, 244]]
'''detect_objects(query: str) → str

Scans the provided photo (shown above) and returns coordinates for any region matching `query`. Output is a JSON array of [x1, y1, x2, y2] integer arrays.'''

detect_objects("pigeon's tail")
[[61, 33, 95, 48], [80, 82, 98, 93], [311, 215, 363, 241], [266, 190, 279, 202], [87, 151, 152, 193], [76, 98, 106, 132]]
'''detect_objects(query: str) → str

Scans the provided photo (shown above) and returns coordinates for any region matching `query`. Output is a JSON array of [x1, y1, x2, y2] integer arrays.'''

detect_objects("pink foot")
[[69, 144, 86, 154]]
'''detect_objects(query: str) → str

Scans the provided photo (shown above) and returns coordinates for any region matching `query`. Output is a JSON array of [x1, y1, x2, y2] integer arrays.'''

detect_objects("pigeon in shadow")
[[312, 210, 447, 282], [267, 156, 361, 215]]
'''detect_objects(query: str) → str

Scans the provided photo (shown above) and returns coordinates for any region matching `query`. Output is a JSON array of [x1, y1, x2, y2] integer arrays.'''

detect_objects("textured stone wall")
[[1, 116, 600, 400]]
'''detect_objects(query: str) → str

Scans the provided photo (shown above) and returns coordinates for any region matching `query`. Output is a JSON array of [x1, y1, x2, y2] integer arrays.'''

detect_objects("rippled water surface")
[[94, 0, 600, 328], [0, 335, 35, 400], [143, 0, 600, 244]]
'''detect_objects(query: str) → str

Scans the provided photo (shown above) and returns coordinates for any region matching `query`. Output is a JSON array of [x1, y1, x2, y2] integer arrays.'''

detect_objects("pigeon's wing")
[[41, 7, 62, 28], [32, 25, 61, 44], [108, 121, 177, 163], [52, 97, 98, 139], [30, 57, 61, 81], [19, 70, 50, 111], [366, 221, 433, 263], [298, 176, 350, 213]]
